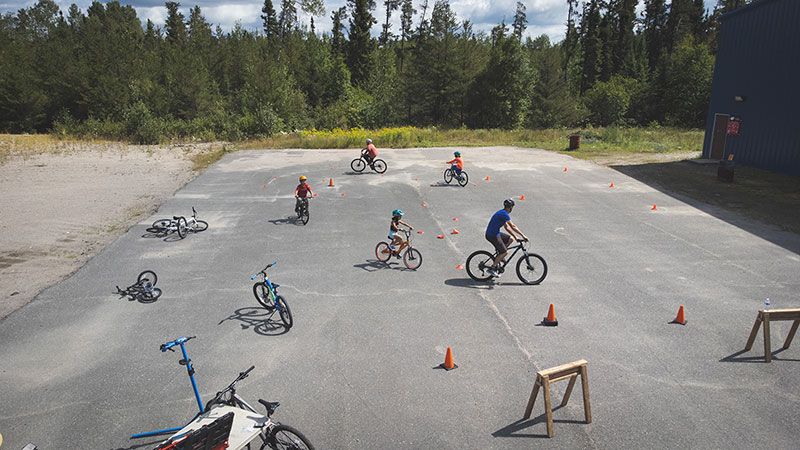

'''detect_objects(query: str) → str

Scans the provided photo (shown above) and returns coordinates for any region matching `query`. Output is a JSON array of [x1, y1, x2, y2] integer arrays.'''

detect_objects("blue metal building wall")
[[701, 0, 800, 177]]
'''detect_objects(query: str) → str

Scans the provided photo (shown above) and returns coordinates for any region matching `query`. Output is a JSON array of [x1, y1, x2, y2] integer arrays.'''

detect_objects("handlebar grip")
[[241, 365, 255, 378], [251, 274, 257, 280]]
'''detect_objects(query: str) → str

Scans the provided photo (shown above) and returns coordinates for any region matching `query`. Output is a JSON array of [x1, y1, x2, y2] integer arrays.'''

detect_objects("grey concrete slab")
[[1, 147, 799, 450]]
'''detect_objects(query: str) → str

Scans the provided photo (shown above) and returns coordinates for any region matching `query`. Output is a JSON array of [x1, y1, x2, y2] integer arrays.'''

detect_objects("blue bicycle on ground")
[[252, 262, 293, 329]]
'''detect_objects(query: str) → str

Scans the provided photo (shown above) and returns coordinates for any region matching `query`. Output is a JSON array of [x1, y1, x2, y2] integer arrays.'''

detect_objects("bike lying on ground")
[[151, 207, 209, 239], [443, 165, 469, 187], [375, 229, 423, 270], [252, 262, 293, 329], [132, 336, 314, 449], [116, 270, 162, 302], [351, 150, 387, 174], [296, 197, 310, 225], [466, 239, 547, 285]]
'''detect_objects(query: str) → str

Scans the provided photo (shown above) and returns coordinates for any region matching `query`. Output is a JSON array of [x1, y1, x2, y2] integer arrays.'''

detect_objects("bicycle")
[[252, 262, 293, 329], [351, 149, 387, 174], [375, 229, 423, 270], [466, 239, 547, 285], [296, 197, 310, 225], [116, 270, 162, 302], [151, 207, 209, 239], [133, 336, 314, 449], [443, 165, 469, 187]]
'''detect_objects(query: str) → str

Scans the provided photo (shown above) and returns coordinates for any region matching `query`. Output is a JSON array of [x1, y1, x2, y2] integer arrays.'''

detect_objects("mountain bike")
[[375, 229, 423, 270], [466, 239, 547, 285], [116, 270, 162, 302], [151, 207, 209, 239], [444, 166, 469, 187], [296, 197, 310, 225], [252, 262, 293, 329], [351, 149, 387, 173], [133, 337, 314, 449]]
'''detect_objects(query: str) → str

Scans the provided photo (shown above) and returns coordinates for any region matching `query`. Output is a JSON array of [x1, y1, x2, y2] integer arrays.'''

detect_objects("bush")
[[238, 105, 285, 138], [583, 76, 639, 126], [123, 101, 163, 144]]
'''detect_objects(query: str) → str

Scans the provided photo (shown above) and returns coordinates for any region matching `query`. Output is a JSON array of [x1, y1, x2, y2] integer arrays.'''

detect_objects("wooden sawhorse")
[[745, 308, 800, 363], [523, 359, 591, 438]]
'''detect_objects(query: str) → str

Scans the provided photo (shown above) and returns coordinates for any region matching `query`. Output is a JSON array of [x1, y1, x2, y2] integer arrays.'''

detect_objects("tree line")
[[0, 0, 750, 142]]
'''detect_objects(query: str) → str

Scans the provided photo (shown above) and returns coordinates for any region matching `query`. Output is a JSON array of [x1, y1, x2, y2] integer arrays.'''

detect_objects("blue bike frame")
[[252, 261, 283, 313], [131, 336, 204, 439]]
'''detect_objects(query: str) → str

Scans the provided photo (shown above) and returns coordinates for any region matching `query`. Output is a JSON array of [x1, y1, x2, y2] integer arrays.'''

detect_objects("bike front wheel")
[[466, 250, 495, 282], [299, 208, 309, 225], [516, 253, 548, 285], [375, 242, 391, 262], [151, 219, 171, 231], [253, 283, 274, 309], [403, 248, 422, 270], [266, 424, 315, 450], [373, 159, 387, 173], [139, 287, 162, 303], [177, 217, 188, 239], [193, 219, 208, 232], [351, 158, 366, 172], [457, 171, 469, 187], [443, 169, 453, 184], [275, 295, 293, 329], [137, 270, 157, 287]]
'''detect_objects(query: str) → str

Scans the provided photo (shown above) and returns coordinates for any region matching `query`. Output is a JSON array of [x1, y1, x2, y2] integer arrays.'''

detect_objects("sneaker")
[[487, 267, 500, 278], [389, 245, 396, 251]]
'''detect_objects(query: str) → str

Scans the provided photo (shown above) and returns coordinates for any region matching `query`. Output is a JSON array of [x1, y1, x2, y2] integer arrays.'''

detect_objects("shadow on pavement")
[[443, 278, 494, 290], [217, 306, 289, 336], [113, 437, 166, 450], [268, 216, 302, 226], [492, 410, 585, 439], [140, 228, 186, 242], [353, 259, 416, 272], [720, 348, 800, 363]]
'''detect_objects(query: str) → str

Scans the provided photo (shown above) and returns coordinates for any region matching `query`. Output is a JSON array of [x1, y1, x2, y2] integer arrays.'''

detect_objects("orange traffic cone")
[[456, 265, 463, 270], [651, 204, 658, 210], [542, 304, 558, 326], [453, 217, 458, 221], [440, 347, 458, 371], [520, 194, 526, 200], [263, 185, 267, 188], [671, 306, 687, 325], [421, 203, 427, 207], [609, 183, 614, 188], [485, 176, 490, 181], [564, 168, 568, 172], [437, 235, 445, 239], [329, 178, 335, 187], [341, 193, 346, 196], [451, 229, 459, 234]]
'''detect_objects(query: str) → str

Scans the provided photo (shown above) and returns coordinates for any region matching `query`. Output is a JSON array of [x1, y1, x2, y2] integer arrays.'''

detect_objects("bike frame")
[[131, 337, 204, 439], [496, 241, 528, 269], [253, 262, 284, 313]]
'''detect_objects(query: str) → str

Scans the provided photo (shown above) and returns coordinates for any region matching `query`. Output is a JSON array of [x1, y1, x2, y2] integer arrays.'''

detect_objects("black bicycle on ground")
[[116, 270, 162, 302], [466, 240, 547, 285]]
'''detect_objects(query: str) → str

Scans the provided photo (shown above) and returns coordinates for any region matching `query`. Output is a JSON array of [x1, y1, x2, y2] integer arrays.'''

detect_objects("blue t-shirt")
[[486, 209, 511, 237]]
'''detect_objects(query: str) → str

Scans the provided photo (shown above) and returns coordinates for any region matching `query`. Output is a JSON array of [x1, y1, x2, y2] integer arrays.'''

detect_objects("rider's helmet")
[[366, 138, 373, 144], [299, 176, 307, 182], [454, 151, 461, 157], [503, 198, 515, 209], [392, 209, 404, 217]]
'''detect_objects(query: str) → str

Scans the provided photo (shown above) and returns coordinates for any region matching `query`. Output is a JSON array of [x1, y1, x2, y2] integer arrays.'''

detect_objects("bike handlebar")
[[160, 336, 196, 352], [251, 262, 278, 279]]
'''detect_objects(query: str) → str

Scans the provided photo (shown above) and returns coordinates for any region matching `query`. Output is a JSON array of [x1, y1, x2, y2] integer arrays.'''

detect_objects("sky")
[[1, 0, 719, 43]]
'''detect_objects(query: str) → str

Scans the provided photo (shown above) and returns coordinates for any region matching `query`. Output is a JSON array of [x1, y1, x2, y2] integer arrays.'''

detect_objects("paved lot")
[[1, 147, 799, 450]]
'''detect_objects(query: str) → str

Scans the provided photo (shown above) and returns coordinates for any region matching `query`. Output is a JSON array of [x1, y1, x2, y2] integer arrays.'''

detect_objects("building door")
[[710, 113, 729, 159]]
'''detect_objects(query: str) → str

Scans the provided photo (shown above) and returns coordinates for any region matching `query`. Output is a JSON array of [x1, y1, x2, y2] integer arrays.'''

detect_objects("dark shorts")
[[486, 233, 511, 254]]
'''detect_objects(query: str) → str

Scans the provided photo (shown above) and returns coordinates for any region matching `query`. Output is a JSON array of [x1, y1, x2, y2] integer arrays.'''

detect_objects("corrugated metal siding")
[[702, 0, 800, 177]]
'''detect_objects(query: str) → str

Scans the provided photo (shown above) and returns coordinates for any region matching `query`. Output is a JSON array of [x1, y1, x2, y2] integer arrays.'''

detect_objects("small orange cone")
[[354, 175, 358, 178], [415, 178, 419, 181], [520, 194, 526, 200], [564, 168, 568, 172], [652, 204, 658, 210], [453, 217, 458, 221], [451, 229, 459, 234], [473, 184, 477, 187], [610, 183, 614, 188], [263, 185, 267, 188], [421, 203, 427, 207], [542, 304, 558, 326], [456, 264, 463, 269], [437, 235, 445, 239], [313, 193, 318, 197], [671, 306, 687, 325], [341, 193, 346, 196], [485, 176, 490, 181], [440, 347, 458, 370], [329, 178, 335, 187], [417, 230, 424, 234]]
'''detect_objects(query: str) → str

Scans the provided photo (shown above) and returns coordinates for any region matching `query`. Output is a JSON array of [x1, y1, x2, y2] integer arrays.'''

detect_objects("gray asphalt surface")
[[1, 147, 799, 450]]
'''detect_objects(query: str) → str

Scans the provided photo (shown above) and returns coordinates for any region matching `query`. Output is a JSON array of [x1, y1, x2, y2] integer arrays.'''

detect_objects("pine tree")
[[398, 0, 416, 72], [580, 0, 602, 93], [512, 1, 527, 41], [346, 0, 376, 86], [380, 0, 400, 46], [278, 0, 297, 43], [261, 0, 279, 39], [643, 0, 667, 72], [164, 2, 186, 45], [330, 6, 347, 57], [612, 0, 636, 77]]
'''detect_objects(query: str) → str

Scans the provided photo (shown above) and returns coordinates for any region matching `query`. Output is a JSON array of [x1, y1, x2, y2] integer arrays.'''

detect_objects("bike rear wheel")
[[139, 287, 162, 303], [276, 295, 293, 329], [443, 169, 453, 184], [177, 217, 188, 239], [266, 424, 315, 450], [373, 159, 387, 173], [351, 158, 366, 172], [299, 207, 309, 225], [403, 248, 422, 270], [151, 219, 171, 231], [516, 253, 548, 285], [457, 171, 469, 187], [253, 283, 274, 309], [375, 242, 391, 262], [193, 220, 208, 232], [137, 270, 157, 287], [466, 250, 495, 282]]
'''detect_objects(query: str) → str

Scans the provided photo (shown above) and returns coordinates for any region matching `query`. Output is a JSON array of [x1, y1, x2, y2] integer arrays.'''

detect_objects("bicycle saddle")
[[258, 399, 280, 415], [173, 216, 181, 220], [272, 283, 280, 288]]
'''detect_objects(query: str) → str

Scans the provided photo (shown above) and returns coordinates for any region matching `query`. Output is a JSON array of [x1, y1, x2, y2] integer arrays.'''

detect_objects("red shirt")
[[447, 156, 463, 170], [366, 143, 378, 158], [296, 183, 311, 198]]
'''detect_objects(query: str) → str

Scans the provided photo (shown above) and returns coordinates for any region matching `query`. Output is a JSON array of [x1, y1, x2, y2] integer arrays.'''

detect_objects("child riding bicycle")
[[389, 209, 414, 256], [446, 151, 464, 180], [295, 176, 313, 214], [362, 139, 378, 166]]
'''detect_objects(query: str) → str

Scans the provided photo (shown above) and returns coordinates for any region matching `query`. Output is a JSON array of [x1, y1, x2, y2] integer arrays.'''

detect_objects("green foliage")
[[583, 76, 640, 126], [664, 38, 714, 127]]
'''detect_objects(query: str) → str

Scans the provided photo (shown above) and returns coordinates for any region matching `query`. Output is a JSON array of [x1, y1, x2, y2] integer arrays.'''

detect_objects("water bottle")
[[764, 298, 771, 311]]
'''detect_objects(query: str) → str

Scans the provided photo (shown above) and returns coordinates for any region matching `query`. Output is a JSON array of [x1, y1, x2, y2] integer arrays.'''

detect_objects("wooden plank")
[[561, 373, 578, 407], [543, 376, 554, 438], [580, 365, 592, 423], [538, 360, 587, 378], [761, 310, 800, 321], [523, 378, 541, 420], [550, 372, 580, 384], [745, 315, 762, 351], [783, 320, 800, 350], [764, 312, 772, 363]]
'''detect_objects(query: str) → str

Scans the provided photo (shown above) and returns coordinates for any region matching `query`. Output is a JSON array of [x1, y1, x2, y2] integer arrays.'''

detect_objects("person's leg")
[[295, 198, 301, 213], [492, 233, 511, 268]]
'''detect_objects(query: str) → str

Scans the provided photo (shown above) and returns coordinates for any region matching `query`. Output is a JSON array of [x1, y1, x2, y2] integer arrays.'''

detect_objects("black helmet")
[[503, 199, 515, 209]]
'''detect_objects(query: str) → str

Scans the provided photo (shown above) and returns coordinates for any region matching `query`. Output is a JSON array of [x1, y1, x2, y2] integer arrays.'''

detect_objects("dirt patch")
[[0, 140, 227, 319]]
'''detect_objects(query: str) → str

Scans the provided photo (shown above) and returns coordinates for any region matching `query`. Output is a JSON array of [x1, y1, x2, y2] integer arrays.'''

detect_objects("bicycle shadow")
[[343, 171, 380, 176], [443, 278, 496, 290], [354, 259, 417, 272], [218, 307, 290, 336], [114, 290, 160, 304], [140, 229, 185, 242], [268, 216, 304, 226], [430, 182, 465, 188]]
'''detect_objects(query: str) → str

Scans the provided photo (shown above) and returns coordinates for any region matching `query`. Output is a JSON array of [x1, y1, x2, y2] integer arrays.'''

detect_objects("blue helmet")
[[454, 151, 461, 157], [392, 209, 404, 217], [366, 138, 373, 144]]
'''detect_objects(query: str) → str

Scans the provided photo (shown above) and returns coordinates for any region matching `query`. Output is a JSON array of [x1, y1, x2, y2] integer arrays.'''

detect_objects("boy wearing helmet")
[[295, 176, 313, 214], [446, 151, 464, 180], [362, 139, 378, 166], [485, 199, 528, 277], [389, 209, 414, 255]]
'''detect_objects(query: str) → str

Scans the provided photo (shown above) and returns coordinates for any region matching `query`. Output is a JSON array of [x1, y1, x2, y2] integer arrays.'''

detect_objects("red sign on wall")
[[727, 118, 740, 136]]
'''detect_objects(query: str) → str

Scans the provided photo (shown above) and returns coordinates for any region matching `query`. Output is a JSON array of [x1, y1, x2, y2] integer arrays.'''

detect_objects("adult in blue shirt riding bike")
[[485, 199, 529, 277]]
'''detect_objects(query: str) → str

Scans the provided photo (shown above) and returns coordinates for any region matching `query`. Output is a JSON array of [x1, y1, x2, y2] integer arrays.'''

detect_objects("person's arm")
[[399, 219, 413, 230], [295, 188, 300, 199], [505, 220, 528, 241], [446, 158, 455, 164], [307, 187, 313, 198]]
